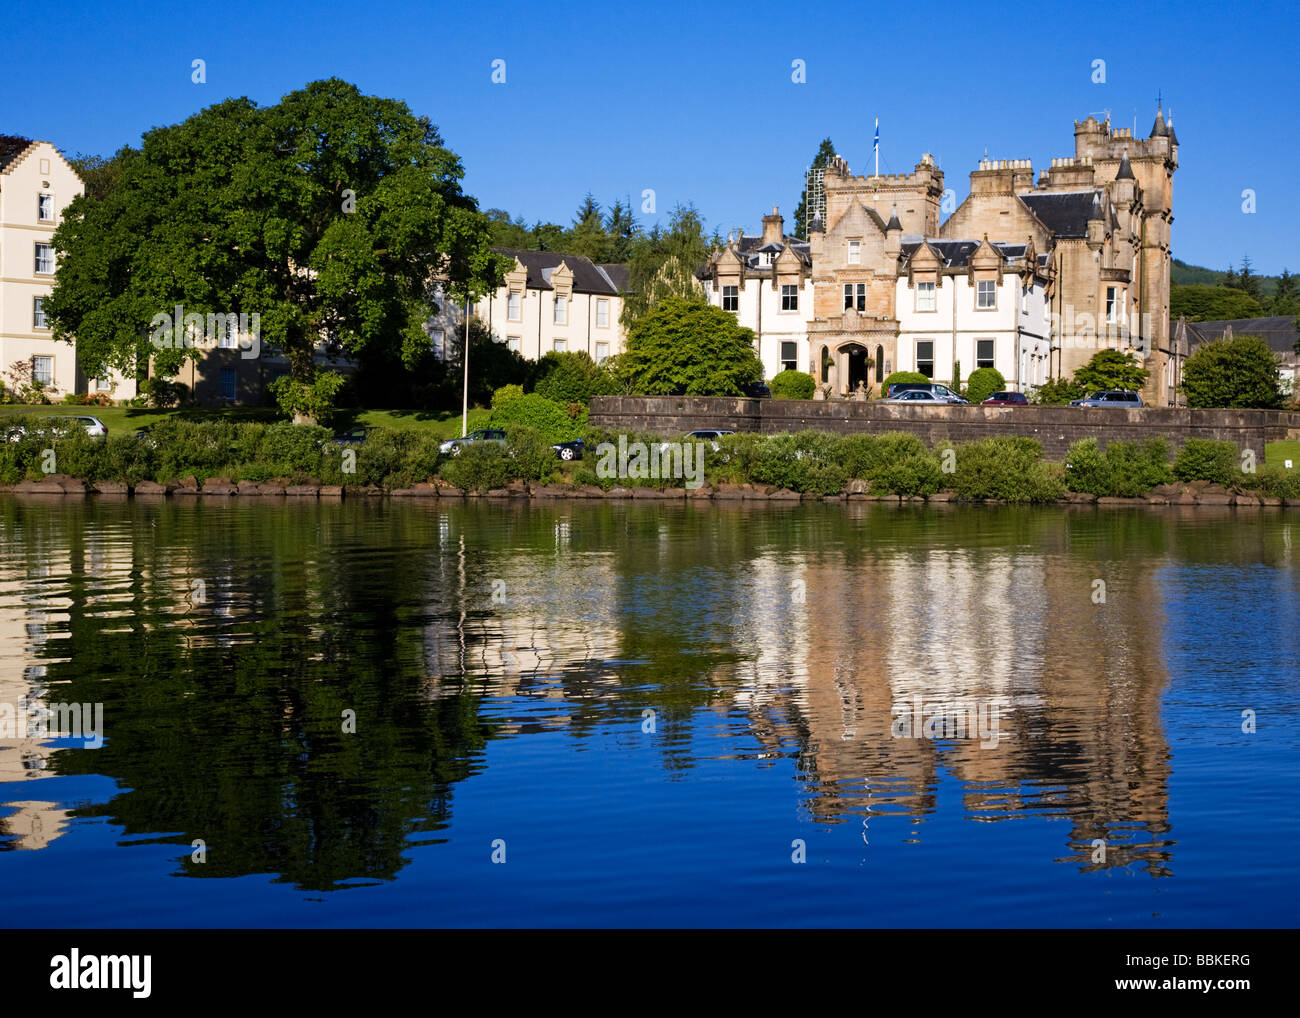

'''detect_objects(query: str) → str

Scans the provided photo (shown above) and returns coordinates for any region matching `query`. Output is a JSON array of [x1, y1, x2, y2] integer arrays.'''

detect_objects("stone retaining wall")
[[589, 396, 1300, 460]]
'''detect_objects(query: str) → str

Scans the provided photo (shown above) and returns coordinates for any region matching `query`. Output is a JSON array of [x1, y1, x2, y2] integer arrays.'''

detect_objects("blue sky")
[[4, 0, 1295, 273]]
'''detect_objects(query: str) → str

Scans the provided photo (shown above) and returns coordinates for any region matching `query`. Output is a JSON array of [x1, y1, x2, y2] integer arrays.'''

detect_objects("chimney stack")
[[761, 206, 784, 244]]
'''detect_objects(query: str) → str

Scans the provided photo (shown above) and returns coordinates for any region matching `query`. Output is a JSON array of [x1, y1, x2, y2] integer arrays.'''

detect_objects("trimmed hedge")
[[770, 370, 816, 400]]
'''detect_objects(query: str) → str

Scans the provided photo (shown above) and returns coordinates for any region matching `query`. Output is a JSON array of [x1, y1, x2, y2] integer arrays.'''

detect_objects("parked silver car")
[[883, 389, 958, 405], [1070, 390, 1144, 408], [4, 414, 108, 441], [439, 428, 507, 456]]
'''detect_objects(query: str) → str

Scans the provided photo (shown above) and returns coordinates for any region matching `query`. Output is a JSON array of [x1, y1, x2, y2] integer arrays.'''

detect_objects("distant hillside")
[[1172, 259, 1280, 295]]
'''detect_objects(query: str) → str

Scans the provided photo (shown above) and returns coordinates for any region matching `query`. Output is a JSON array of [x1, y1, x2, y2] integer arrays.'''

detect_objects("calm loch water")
[[0, 496, 1296, 927]]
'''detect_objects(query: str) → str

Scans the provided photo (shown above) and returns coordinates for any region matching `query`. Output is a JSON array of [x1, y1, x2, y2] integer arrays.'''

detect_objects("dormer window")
[[847, 241, 861, 265], [916, 281, 936, 312], [722, 286, 738, 312], [976, 279, 997, 309]]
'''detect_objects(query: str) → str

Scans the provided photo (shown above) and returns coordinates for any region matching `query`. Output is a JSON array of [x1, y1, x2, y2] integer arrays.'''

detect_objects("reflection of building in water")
[[746, 512, 1174, 874], [0, 546, 73, 849], [419, 519, 629, 729]]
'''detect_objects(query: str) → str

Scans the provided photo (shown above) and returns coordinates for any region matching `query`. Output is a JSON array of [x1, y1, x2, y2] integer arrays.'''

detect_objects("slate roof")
[[732, 233, 812, 269], [1018, 190, 1104, 238], [1182, 316, 1299, 357], [899, 239, 1031, 269], [596, 263, 631, 293], [0, 135, 34, 172], [495, 248, 628, 295]]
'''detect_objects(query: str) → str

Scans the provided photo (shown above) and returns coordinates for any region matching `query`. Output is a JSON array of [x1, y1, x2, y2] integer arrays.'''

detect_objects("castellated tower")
[[1024, 109, 1179, 402], [818, 153, 946, 238], [805, 155, 947, 392]]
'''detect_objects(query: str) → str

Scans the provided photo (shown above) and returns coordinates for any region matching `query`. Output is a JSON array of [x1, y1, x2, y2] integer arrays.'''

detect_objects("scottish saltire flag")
[[874, 118, 879, 152]]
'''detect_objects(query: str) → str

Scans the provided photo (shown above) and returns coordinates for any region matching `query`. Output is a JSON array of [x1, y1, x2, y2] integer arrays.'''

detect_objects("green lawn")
[[1266, 440, 1300, 469], [0, 404, 492, 438]]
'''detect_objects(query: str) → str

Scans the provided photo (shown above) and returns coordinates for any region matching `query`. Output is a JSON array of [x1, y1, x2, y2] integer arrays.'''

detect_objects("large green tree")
[[1181, 334, 1285, 408], [67, 150, 131, 202], [1073, 349, 1149, 391], [1170, 284, 1265, 322], [45, 78, 505, 420], [616, 296, 762, 395], [793, 138, 836, 239]]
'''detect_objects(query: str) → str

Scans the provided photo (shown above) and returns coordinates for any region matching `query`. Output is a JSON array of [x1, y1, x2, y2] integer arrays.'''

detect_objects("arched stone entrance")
[[844, 344, 871, 391]]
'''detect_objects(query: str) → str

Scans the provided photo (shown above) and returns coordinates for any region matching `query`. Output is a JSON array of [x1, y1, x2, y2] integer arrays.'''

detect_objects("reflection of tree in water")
[[4, 498, 1276, 887], [12, 498, 495, 891]]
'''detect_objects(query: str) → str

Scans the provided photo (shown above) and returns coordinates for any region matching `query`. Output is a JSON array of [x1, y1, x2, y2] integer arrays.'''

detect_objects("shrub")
[[840, 432, 929, 483], [491, 384, 526, 410], [257, 421, 330, 479], [142, 377, 187, 408], [490, 393, 581, 444], [439, 442, 513, 492], [734, 431, 846, 494], [770, 370, 816, 400], [944, 437, 1065, 502], [872, 450, 944, 497], [532, 351, 616, 405], [1173, 439, 1239, 486], [965, 367, 1006, 405], [99, 435, 156, 486], [1066, 437, 1170, 496], [148, 419, 262, 481], [1104, 439, 1172, 496], [352, 429, 442, 488], [1255, 467, 1300, 500], [1064, 438, 1110, 495], [504, 426, 555, 483], [881, 371, 928, 395]]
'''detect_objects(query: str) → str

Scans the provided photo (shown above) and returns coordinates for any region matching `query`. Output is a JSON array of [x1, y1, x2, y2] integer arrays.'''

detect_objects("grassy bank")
[[0, 404, 492, 440], [1, 415, 1297, 501]]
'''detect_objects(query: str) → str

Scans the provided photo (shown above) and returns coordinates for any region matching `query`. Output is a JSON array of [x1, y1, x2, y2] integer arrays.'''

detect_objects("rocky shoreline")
[[2, 474, 1294, 506]]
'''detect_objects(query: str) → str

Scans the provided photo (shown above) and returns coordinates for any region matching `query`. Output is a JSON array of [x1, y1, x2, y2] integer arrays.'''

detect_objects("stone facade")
[[698, 209, 814, 380], [700, 107, 1179, 403], [589, 395, 1300, 461]]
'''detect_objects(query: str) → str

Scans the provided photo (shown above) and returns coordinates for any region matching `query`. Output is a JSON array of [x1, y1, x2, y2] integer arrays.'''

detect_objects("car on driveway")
[[1070, 390, 1144, 408], [887, 382, 964, 401], [883, 389, 956, 405], [552, 439, 583, 461], [982, 391, 1029, 406], [5, 414, 108, 441], [439, 428, 507, 456], [332, 424, 376, 445]]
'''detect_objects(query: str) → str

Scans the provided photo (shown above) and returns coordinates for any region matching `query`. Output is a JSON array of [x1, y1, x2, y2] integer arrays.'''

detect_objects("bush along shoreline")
[[1, 417, 1297, 505]]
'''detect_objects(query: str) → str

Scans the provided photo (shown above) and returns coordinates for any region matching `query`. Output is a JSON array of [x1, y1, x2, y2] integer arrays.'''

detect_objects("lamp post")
[[461, 296, 470, 438]]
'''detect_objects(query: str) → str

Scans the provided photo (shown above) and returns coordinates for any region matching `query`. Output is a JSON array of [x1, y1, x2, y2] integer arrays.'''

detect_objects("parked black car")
[[553, 439, 584, 461], [743, 381, 772, 398]]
